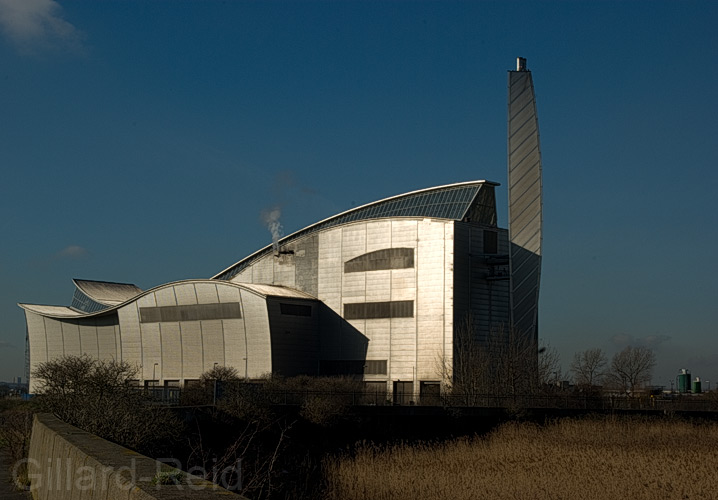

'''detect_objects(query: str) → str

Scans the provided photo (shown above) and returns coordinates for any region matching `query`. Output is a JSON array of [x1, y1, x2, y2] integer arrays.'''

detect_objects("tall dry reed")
[[324, 417, 718, 500]]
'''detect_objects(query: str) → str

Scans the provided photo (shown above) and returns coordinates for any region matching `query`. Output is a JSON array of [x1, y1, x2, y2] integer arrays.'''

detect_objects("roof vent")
[[516, 57, 527, 71]]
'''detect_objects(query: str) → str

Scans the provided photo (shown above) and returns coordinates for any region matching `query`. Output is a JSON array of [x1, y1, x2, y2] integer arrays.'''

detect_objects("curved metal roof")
[[213, 180, 498, 281], [18, 280, 316, 320], [73, 279, 143, 305]]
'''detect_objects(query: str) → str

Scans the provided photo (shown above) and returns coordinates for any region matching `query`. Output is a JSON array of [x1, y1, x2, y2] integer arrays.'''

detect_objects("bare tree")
[[537, 342, 562, 388], [440, 316, 544, 404], [608, 346, 656, 394], [570, 348, 607, 387], [32, 355, 180, 455]]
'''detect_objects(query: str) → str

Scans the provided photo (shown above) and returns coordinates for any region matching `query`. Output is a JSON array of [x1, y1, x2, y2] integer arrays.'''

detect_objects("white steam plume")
[[261, 207, 283, 254]]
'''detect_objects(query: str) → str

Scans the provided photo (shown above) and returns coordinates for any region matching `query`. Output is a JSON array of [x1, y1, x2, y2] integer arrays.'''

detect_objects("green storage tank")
[[692, 378, 702, 394], [678, 370, 691, 393]]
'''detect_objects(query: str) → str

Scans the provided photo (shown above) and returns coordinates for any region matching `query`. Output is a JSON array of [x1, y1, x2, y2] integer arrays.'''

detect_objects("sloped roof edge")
[[19, 280, 317, 320]]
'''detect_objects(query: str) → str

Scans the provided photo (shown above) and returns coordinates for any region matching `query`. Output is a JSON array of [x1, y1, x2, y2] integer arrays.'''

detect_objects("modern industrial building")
[[19, 58, 543, 399]]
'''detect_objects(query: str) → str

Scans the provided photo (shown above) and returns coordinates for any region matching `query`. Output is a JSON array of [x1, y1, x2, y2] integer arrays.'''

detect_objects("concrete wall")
[[27, 413, 246, 500]]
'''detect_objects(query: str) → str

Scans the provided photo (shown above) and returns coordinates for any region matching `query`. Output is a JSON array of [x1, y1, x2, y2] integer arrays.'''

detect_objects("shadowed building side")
[[508, 57, 543, 342]]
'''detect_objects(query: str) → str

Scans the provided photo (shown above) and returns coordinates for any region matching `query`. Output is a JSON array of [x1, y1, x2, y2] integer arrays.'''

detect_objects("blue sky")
[[1, 1, 716, 388]]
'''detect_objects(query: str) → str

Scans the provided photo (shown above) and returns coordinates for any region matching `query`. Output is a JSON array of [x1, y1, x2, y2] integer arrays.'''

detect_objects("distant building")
[[19, 58, 543, 400]]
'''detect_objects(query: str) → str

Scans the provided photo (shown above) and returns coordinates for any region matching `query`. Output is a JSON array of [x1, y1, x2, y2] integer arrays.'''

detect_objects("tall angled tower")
[[508, 57, 543, 341]]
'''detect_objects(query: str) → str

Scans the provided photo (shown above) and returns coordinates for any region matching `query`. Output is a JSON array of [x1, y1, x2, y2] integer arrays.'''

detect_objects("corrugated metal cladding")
[[508, 66, 542, 339], [453, 224, 511, 344]]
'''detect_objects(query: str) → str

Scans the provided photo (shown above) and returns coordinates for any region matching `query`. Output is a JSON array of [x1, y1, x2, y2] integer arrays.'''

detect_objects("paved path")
[[0, 450, 31, 499]]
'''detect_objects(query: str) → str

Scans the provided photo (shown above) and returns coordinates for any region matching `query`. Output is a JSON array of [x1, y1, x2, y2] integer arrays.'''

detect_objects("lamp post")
[[213, 362, 219, 405], [707, 380, 711, 392]]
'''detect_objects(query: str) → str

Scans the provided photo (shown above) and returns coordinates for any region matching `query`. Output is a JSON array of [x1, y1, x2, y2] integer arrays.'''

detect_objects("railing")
[[142, 386, 181, 404], [151, 385, 718, 413]]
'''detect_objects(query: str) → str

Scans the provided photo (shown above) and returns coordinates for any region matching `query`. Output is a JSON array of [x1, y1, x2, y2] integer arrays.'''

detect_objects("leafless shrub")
[[0, 401, 35, 489], [32, 355, 181, 455], [441, 317, 557, 407]]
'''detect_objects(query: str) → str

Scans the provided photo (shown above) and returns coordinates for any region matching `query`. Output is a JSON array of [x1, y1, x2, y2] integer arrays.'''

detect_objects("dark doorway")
[[393, 381, 413, 405]]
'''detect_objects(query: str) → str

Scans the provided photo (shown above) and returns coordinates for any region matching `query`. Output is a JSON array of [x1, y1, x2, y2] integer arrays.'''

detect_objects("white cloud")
[[57, 245, 89, 259], [0, 0, 84, 53]]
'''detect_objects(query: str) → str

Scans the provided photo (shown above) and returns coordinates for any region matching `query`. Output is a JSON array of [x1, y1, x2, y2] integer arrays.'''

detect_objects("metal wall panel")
[[180, 321, 203, 377], [389, 318, 416, 380], [364, 318, 390, 377], [253, 257, 274, 284], [295, 233, 319, 296], [160, 323, 182, 380], [174, 284, 198, 306], [508, 65, 543, 341], [233, 268, 252, 283], [239, 290, 273, 377], [215, 284, 246, 372], [200, 320, 225, 370], [61, 321, 81, 356], [140, 321, 161, 381], [442, 223, 455, 375], [267, 297, 319, 376], [25, 312, 47, 392], [79, 322, 99, 358], [194, 282, 219, 304], [154, 286, 177, 307], [366, 220, 392, 253], [221, 318, 246, 375], [44, 317, 65, 359], [415, 220, 448, 381], [342, 224, 367, 265], [317, 228, 342, 313], [136, 293, 157, 308], [96, 317, 118, 361], [117, 304, 142, 370], [366, 270, 391, 302], [274, 252, 296, 287], [216, 284, 241, 304]]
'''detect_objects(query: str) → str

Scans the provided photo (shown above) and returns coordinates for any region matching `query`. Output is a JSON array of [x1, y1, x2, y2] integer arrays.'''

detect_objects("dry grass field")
[[323, 417, 718, 500]]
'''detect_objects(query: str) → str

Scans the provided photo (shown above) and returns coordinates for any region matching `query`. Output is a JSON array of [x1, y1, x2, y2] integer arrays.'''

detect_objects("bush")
[[32, 355, 181, 455]]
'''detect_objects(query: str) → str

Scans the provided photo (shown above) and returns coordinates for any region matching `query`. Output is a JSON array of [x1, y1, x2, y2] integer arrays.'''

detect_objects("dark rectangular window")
[[483, 230, 498, 254], [319, 360, 388, 376], [344, 300, 414, 320], [139, 302, 241, 323], [319, 360, 365, 376], [279, 303, 312, 316], [344, 248, 415, 273], [364, 360, 388, 375]]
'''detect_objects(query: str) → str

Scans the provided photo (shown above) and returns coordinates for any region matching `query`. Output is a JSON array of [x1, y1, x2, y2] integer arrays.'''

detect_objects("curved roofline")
[[212, 179, 498, 280], [72, 278, 143, 308], [18, 280, 316, 320]]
